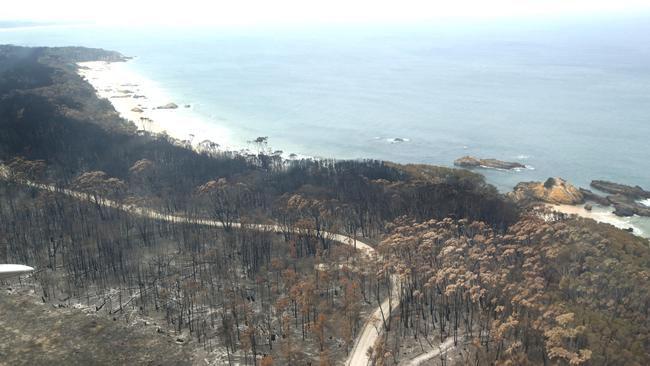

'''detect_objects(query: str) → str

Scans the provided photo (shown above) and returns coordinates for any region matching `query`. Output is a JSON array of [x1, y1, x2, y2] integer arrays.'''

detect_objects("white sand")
[[549, 203, 649, 238], [76, 61, 650, 238], [77, 60, 235, 150]]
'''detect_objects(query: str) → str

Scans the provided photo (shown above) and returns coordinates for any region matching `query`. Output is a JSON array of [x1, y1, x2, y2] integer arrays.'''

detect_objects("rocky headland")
[[509, 176, 650, 218], [454, 156, 526, 170], [509, 177, 584, 205]]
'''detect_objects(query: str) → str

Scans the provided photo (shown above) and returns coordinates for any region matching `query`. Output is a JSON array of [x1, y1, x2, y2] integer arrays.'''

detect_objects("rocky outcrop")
[[606, 194, 650, 217], [454, 156, 526, 170], [131, 107, 144, 113], [591, 180, 650, 199], [607, 194, 650, 217], [582, 180, 650, 217], [509, 177, 584, 205], [579, 188, 611, 206], [156, 103, 178, 109]]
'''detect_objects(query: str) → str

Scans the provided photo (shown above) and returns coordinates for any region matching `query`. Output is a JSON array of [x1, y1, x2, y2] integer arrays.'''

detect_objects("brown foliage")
[[379, 214, 650, 365]]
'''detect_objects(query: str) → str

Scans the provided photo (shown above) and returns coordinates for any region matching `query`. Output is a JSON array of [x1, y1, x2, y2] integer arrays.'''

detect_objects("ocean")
[[2, 17, 649, 196]]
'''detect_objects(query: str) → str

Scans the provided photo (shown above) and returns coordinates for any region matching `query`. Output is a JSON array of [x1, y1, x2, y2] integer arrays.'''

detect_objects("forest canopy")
[[1, 45, 648, 366]]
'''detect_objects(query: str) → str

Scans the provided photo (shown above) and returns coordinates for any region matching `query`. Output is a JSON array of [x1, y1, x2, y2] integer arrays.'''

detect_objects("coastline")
[[77, 60, 235, 151], [77, 59, 650, 241], [549, 203, 650, 238]]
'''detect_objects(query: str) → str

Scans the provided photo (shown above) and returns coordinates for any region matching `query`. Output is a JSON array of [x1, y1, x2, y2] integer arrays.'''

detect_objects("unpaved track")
[[407, 337, 455, 365], [0, 169, 387, 366], [346, 291, 394, 366], [2, 170, 461, 366]]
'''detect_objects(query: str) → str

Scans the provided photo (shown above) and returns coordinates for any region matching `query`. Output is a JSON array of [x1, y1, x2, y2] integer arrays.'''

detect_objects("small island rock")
[[156, 103, 178, 109], [454, 156, 526, 170]]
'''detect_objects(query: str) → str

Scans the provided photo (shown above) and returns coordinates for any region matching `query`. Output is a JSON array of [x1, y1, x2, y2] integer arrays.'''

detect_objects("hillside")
[[1, 45, 648, 366]]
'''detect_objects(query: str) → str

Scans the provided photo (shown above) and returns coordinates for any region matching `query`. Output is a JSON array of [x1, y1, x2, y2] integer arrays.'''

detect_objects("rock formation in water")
[[156, 103, 178, 109], [590, 180, 650, 199], [454, 156, 526, 170], [586, 180, 650, 217]]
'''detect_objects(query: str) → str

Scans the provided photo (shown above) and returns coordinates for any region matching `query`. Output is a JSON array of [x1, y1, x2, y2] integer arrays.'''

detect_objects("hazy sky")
[[3, 0, 650, 26]]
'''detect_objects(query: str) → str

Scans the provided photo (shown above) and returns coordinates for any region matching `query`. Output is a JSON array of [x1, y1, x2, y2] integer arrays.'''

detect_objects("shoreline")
[[77, 60, 236, 151], [549, 203, 650, 239], [77, 59, 313, 160], [78, 60, 650, 240]]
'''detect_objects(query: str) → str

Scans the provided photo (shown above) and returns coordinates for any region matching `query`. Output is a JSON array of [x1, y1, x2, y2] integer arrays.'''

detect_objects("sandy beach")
[[549, 203, 650, 238], [77, 61, 650, 240], [77, 60, 235, 150]]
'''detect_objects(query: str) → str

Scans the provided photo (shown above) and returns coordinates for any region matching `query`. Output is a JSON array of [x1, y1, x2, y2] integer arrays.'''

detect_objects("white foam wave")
[[550, 204, 649, 238], [78, 60, 236, 151], [640, 199, 650, 207]]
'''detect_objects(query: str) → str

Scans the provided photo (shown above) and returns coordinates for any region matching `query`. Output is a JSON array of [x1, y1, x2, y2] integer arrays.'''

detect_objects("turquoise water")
[[2, 16, 650, 193]]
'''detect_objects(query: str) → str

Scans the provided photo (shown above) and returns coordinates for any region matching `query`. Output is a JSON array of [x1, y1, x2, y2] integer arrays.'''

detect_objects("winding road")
[[3, 166, 458, 365], [1, 167, 395, 365], [0, 165, 453, 366]]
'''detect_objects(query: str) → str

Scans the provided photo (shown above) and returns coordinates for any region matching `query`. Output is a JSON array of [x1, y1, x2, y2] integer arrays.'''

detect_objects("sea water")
[[2, 16, 650, 195]]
